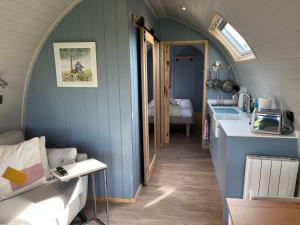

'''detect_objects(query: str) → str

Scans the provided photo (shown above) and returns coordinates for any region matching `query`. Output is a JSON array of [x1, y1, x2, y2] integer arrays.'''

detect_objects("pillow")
[[169, 98, 178, 105], [38, 137, 52, 180], [148, 99, 154, 108], [0, 137, 46, 200], [47, 148, 77, 169], [0, 130, 24, 146]]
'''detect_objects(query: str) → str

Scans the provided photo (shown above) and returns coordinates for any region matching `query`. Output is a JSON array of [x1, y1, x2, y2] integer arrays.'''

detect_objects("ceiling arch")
[[0, 0, 82, 131]]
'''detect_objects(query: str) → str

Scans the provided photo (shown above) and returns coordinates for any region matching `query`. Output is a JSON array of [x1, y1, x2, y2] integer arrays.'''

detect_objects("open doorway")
[[160, 41, 208, 147]]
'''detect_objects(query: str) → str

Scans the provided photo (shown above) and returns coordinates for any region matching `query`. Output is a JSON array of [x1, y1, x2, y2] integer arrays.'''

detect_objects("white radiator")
[[243, 155, 299, 199]]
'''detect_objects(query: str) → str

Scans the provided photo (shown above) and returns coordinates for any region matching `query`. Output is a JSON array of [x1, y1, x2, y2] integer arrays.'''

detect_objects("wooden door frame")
[[160, 40, 208, 148], [160, 44, 170, 144], [140, 28, 160, 185]]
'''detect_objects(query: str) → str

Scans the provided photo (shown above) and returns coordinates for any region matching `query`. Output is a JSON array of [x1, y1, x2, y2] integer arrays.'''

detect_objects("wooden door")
[[140, 28, 160, 185]]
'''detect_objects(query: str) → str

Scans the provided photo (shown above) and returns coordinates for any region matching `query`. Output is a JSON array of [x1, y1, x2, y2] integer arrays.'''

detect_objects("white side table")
[[51, 158, 109, 225]]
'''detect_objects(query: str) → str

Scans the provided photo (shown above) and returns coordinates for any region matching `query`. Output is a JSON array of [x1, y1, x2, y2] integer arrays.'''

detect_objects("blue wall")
[[26, 0, 137, 198], [170, 45, 204, 112], [159, 19, 236, 100]]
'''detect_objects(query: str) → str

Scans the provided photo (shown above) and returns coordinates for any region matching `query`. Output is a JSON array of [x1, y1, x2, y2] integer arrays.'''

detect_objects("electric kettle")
[[237, 91, 251, 112], [237, 91, 246, 108]]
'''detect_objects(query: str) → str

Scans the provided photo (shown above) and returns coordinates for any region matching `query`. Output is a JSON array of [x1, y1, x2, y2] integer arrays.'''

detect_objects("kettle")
[[236, 91, 251, 112], [237, 92, 244, 109]]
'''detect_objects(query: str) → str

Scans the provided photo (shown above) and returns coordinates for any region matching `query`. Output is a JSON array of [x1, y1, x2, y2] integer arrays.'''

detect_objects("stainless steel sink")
[[212, 107, 240, 115], [211, 103, 236, 107], [214, 114, 240, 120]]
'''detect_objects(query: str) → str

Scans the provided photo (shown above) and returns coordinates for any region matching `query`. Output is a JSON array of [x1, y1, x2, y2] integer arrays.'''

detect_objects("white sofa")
[[0, 130, 88, 225]]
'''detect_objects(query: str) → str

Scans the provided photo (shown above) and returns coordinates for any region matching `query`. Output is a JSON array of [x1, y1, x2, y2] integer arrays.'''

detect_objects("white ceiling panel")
[[0, 0, 81, 132]]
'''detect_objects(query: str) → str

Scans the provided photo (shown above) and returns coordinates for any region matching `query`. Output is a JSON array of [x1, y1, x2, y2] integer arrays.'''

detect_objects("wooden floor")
[[81, 129, 224, 225]]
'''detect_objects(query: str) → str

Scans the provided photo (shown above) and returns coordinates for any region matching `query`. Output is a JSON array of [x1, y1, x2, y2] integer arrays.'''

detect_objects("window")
[[209, 12, 256, 62]]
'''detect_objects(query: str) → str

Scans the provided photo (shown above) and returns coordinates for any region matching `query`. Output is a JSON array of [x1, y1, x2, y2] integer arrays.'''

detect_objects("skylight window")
[[209, 12, 256, 62]]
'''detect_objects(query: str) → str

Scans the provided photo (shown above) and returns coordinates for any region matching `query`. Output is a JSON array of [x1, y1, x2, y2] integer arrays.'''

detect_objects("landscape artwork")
[[53, 42, 98, 87]]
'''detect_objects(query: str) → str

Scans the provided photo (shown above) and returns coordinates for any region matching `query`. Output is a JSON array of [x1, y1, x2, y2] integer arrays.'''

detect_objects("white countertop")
[[208, 100, 298, 139], [219, 119, 297, 139]]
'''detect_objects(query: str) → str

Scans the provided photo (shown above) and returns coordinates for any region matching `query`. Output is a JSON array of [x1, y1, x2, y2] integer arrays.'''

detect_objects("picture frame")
[[53, 42, 98, 87]]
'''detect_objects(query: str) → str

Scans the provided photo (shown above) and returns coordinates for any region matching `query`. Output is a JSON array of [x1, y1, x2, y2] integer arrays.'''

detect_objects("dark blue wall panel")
[[170, 45, 204, 112]]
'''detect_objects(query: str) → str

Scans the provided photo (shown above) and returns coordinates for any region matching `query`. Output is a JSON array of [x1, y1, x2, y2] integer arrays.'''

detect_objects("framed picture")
[[53, 42, 98, 87]]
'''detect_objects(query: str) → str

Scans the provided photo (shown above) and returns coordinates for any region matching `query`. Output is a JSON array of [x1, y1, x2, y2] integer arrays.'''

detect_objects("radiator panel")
[[259, 159, 271, 196], [268, 160, 281, 196], [243, 155, 299, 199]]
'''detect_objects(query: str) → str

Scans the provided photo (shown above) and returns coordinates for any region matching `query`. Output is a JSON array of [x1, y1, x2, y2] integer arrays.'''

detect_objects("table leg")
[[91, 173, 97, 218], [83, 171, 108, 225], [104, 169, 109, 225]]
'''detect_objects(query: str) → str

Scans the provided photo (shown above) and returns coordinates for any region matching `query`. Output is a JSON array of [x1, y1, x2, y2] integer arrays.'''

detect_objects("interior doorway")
[[160, 41, 208, 148]]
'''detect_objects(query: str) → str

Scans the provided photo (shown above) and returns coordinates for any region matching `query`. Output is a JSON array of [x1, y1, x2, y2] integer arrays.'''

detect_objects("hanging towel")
[[203, 119, 209, 140]]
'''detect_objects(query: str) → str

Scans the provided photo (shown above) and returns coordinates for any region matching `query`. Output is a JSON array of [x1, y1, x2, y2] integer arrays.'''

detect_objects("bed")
[[148, 99, 194, 137]]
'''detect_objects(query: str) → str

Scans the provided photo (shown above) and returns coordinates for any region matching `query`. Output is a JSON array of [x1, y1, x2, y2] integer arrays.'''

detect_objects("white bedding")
[[148, 99, 193, 117]]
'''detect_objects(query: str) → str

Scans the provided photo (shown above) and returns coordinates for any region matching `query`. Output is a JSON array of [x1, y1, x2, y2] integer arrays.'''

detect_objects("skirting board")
[[88, 184, 143, 204]]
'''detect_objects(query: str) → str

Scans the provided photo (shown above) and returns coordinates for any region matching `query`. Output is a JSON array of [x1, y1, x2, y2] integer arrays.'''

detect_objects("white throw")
[[148, 99, 193, 117]]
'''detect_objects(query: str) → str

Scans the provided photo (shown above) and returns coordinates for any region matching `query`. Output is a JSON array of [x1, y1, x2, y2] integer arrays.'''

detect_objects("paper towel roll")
[[258, 98, 272, 110]]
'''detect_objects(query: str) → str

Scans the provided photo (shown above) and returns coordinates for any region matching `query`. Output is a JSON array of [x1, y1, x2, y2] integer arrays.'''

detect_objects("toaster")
[[251, 109, 282, 134]]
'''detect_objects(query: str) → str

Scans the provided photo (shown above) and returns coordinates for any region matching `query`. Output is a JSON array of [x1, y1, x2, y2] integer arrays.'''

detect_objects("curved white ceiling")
[[150, 0, 300, 130], [1, 0, 300, 133], [0, 0, 80, 131]]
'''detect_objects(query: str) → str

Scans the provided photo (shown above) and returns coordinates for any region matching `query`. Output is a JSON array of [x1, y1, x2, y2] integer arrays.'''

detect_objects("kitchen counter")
[[219, 118, 298, 139], [207, 101, 298, 139], [207, 100, 299, 222]]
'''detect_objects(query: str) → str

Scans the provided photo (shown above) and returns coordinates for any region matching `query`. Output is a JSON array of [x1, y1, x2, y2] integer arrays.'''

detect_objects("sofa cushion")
[[0, 131, 52, 181], [0, 138, 46, 200], [0, 178, 84, 225], [0, 130, 24, 146], [47, 148, 77, 169], [39, 137, 52, 180]]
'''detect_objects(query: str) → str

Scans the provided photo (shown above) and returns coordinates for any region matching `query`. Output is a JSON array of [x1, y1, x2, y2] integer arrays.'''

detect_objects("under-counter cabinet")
[[208, 113, 298, 222], [218, 126, 297, 222]]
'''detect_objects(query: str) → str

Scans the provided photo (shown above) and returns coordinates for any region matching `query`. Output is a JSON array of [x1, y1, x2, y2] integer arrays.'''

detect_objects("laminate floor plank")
[[76, 131, 224, 225]]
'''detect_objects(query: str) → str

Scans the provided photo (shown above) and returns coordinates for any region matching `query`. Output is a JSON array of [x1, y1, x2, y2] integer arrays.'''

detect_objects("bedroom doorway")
[[160, 41, 208, 148]]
